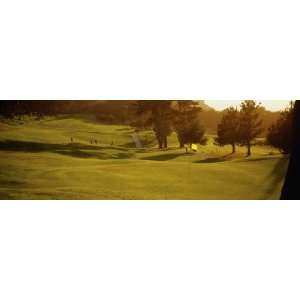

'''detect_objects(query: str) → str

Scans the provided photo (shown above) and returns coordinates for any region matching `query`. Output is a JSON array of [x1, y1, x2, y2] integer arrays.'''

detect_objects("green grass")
[[0, 115, 288, 199]]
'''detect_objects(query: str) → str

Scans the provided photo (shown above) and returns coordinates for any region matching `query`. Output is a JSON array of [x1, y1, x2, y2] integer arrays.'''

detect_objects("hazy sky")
[[206, 100, 291, 111]]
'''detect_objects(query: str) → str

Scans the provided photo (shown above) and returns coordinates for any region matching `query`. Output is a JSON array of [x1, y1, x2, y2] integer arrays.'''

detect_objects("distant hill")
[[0, 100, 280, 136]]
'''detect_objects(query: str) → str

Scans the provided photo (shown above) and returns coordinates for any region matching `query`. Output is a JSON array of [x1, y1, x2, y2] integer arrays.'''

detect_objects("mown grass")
[[0, 115, 288, 199]]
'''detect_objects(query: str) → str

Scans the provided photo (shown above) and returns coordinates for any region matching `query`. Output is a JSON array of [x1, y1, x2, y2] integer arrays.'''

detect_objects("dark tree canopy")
[[239, 100, 263, 156], [215, 106, 239, 153], [267, 102, 294, 154], [134, 100, 174, 149], [280, 100, 300, 200], [172, 101, 204, 148], [178, 119, 207, 148], [0, 100, 71, 117]]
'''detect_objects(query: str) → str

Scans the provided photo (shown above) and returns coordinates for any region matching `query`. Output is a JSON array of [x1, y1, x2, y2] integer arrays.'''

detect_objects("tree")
[[281, 100, 300, 200], [172, 101, 203, 148], [134, 101, 174, 149], [267, 102, 294, 154], [178, 118, 207, 150], [0, 100, 72, 117], [239, 100, 263, 156], [215, 106, 239, 153]]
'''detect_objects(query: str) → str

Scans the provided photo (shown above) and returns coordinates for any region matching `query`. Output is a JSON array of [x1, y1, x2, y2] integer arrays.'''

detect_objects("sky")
[[205, 100, 291, 111]]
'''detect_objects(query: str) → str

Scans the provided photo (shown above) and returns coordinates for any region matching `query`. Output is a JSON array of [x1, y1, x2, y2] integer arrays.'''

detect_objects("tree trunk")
[[158, 137, 163, 149], [247, 143, 251, 156], [163, 137, 168, 149], [281, 100, 300, 200], [177, 134, 184, 148], [232, 143, 236, 153], [155, 132, 163, 149]]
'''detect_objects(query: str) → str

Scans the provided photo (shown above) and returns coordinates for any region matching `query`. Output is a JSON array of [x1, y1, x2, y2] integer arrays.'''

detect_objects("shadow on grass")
[[261, 156, 289, 199], [0, 179, 25, 186], [237, 156, 282, 163], [0, 140, 134, 160], [194, 154, 233, 164], [142, 152, 190, 161]]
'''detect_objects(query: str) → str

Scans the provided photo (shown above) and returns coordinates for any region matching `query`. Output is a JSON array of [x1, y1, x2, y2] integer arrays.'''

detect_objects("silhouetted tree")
[[134, 101, 174, 149], [0, 100, 71, 117], [215, 106, 239, 153], [280, 100, 300, 200], [256, 106, 281, 136], [172, 101, 203, 148], [239, 100, 263, 156], [267, 102, 294, 154], [178, 119, 207, 149]]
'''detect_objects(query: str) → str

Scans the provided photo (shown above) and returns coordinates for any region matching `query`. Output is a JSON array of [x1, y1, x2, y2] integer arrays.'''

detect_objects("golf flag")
[[191, 144, 198, 152]]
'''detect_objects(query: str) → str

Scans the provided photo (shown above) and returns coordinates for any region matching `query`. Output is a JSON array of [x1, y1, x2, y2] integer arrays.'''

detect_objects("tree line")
[[134, 100, 294, 156], [0, 100, 294, 155], [216, 101, 263, 156], [216, 100, 294, 155], [0, 100, 73, 117], [0, 100, 280, 132], [133, 100, 207, 149]]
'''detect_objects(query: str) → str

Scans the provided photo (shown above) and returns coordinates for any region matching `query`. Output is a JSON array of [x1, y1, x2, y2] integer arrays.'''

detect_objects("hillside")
[[0, 100, 281, 135], [0, 115, 288, 199]]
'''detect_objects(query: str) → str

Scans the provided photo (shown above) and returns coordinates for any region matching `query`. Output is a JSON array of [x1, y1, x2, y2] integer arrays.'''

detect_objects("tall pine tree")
[[172, 101, 204, 148], [267, 101, 294, 154], [239, 100, 263, 156], [215, 106, 239, 154], [134, 100, 174, 149]]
